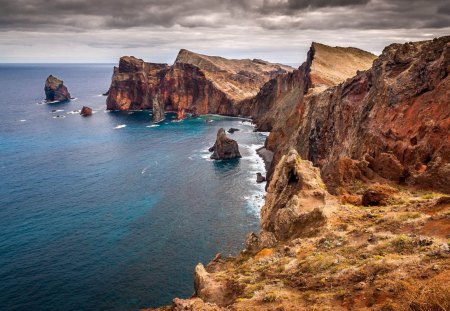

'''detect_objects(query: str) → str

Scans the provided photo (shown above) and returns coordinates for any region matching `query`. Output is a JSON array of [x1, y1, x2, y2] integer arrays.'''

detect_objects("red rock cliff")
[[106, 50, 294, 122], [266, 36, 450, 194]]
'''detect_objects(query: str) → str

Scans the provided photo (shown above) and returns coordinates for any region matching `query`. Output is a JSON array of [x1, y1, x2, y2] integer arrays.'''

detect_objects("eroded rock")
[[209, 128, 241, 160], [80, 106, 92, 116], [261, 149, 328, 241], [45, 75, 71, 102]]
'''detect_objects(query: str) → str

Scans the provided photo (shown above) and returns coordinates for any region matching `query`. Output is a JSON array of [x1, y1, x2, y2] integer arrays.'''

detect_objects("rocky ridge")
[[106, 50, 294, 122]]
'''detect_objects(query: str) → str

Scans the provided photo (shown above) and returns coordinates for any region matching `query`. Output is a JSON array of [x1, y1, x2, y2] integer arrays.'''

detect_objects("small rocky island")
[[209, 128, 241, 160], [80, 106, 92, 116], [44, 75, 71, 102]]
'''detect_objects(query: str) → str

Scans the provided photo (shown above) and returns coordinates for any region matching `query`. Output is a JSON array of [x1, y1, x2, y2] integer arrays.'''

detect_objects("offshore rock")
[[209, 128, 241, 160], [80, 106, 92, 116], [44, 75, 71, 102], [256, 172, 266, 183], [260, 149, 328, 241]]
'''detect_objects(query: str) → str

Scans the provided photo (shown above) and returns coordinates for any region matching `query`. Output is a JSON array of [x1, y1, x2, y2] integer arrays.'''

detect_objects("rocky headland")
[[146, 36, 450, 311], [44, 75, 71, 102], [106, 50, 294, 122]]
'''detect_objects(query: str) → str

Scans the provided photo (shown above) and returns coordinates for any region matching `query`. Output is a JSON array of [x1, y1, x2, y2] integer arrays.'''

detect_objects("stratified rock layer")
[[106, 51, 294, 122], [209, 128, 241, 160], [266, 36, 450, 194], [44, 75, 71, 102]]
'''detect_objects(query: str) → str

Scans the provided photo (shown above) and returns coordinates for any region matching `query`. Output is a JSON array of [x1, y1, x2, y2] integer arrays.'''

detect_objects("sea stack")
[[209, 128, 241, 160], [44, 75, 71, 102], [80, 106, 93, 116]]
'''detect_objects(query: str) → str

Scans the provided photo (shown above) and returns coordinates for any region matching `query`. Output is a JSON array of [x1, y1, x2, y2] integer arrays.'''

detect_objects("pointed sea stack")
[[209, 128, 241, 160], [44, 75, 71, 102]]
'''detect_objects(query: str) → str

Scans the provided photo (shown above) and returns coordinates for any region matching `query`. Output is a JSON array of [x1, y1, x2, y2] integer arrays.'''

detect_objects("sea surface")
[[0, 64, 267, 310]]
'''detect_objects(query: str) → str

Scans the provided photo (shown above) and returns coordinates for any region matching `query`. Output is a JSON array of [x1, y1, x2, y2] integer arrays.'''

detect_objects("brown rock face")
[[45, 75, 71, 102], [106, 51, 294, 122], [266, 36, 450, 194], [80, 106, 92, 116], [241, 43, 376, 131], [209, 128, 241, 160], [260, 149, 330, 241]]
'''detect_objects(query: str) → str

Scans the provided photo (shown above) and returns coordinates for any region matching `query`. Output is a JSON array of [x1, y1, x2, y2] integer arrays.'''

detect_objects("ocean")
[[0, 64, 266, 310]]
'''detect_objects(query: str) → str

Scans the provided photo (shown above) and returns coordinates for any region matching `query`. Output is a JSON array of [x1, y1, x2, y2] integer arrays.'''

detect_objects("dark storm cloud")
[[0, 0, 449, 31]]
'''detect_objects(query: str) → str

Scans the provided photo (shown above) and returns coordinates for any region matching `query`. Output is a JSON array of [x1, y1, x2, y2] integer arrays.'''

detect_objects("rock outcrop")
[[241, 42, 377, 131], [265, 36, 450, 194], [209, 128, 241, 160], [106, 51, 294, 121], [256, 172, 266, 183], [260, 149, 329, 241], [44, 75, 71, 102], [80, 106, 92, 116]]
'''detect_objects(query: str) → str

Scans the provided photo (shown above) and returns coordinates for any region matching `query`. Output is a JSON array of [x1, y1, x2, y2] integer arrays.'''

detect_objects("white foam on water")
[[146, 124, 160, 128], [53, 115, 66, 119], [19, 119, 26, 122], [114, 124, 126, 129], [66, 110, 80, 114], [128, 112, 134, 115], [141, 167, 149, 175]]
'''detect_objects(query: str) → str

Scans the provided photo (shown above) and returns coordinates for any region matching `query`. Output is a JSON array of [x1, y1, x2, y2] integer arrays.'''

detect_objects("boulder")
[[45, 75, 71, 102], [227, 128, 239, 134], [209, 128, 241, 160], [194, 263, 240, 307], [80, 106, 92, 116], [362, 183, 397, 206], [256, 172, 266, 183]]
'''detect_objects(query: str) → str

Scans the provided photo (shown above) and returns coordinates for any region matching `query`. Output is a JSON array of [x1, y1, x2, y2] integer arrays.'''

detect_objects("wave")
[[53, 115, 66, 119], [66, 110, 80, 114], [146, 124, 160, 128], [50, 109, 64, 113], [19, 119, 27, 122], [114, 124, 126, 129]]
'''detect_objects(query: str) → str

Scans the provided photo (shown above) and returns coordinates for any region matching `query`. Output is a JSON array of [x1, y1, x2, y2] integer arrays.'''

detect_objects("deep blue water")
[[0, 64, 266, 310]]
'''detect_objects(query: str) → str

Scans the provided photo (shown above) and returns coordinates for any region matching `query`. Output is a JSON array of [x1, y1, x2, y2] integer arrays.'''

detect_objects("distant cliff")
[[106, 50, 294, 122]]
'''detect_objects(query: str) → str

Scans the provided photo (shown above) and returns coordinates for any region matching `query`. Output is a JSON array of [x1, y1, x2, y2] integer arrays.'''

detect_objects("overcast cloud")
[[0, 0, 448, 63]]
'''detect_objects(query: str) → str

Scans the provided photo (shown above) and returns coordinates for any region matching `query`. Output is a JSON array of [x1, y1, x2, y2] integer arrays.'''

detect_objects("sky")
[[0, 0, 449, 64]]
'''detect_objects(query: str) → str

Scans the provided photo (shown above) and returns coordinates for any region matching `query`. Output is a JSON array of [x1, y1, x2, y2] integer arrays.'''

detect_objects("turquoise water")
[[0, 64, 266, 310]]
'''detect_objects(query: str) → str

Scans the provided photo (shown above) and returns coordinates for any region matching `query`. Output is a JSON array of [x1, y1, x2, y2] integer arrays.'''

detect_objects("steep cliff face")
[[267, 36, 450, 194], [243, 43, 376, 131], [106, 50, 294, 121], [106, 56, 171, 121]]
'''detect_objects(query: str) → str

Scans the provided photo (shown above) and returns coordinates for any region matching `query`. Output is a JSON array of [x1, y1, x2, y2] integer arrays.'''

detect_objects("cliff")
[[266, 36, 450, 194], [106, 51, 294, 122], [242, 43, 376, 131], [146, 37, 450, 311]]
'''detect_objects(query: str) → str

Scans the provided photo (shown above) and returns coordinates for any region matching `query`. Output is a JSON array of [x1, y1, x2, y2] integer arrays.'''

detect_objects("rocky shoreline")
[[146, 36, 450, 311]]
